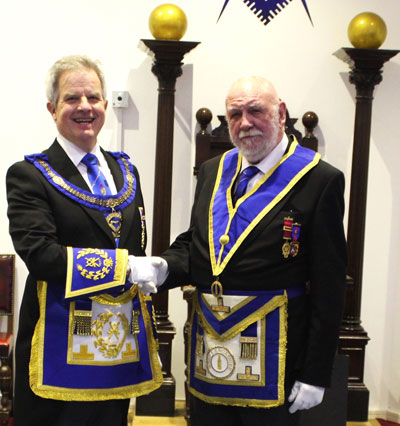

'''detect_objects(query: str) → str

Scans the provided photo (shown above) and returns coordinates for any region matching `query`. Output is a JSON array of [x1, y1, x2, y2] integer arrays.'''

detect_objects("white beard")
[[230, 120, 281, 164]]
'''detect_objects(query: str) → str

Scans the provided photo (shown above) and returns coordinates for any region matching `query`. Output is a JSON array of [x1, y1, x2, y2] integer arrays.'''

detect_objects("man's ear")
[[47, 102, 56, 120], [104, 99, 108, 111], [278, 101, 287, 127]]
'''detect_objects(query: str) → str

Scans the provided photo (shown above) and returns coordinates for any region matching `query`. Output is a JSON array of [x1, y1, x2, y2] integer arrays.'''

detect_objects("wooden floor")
[[130, 401, 187, 425], [130, 402, 382, 426], [348, 421, 381, 426], [131, 416, 380, 426], [132, 418, 380, 426], [131, 415, 186, 425]]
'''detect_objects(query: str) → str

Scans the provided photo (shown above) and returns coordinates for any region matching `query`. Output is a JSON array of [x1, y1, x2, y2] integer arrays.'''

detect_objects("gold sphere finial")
[[149, 4, 188, 41], [348, 12, 387, 49]]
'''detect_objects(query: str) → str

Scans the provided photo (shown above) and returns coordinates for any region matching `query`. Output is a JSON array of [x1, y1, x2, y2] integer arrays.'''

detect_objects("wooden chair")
[[183, 108, 319, 425], [0, 255, 15, 426]]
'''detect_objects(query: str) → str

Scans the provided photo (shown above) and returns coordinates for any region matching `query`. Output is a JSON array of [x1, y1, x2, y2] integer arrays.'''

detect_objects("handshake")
[[126, 255, 169, 295]]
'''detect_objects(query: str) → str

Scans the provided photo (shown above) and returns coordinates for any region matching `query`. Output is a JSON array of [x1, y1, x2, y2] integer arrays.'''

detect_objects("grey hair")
[[46, 55, 107, 105]]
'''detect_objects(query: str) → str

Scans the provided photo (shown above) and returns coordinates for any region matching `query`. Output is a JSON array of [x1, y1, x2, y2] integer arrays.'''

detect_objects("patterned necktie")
[[81, 153, 111, 196], [81, 153, 122, 246], [233, 166, 260, 204]]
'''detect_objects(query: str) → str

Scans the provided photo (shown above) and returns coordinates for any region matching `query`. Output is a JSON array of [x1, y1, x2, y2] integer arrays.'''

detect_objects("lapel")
[[239, 137, 302, 236], [102, 147, 123, 190], [240, 138, 299, 236], [45, 140, 116, 245]]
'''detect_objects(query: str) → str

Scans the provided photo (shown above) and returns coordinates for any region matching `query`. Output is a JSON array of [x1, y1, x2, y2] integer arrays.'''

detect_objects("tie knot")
[[81, 153, 99, 167], [81, 153, 111, 196], [239, 166, 259, 182], [233, 166, 260, 204]]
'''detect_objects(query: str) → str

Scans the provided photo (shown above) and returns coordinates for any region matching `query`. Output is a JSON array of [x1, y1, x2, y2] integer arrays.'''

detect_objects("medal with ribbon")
[[282, 217, 302, 258], [290, 222, 301, 257]]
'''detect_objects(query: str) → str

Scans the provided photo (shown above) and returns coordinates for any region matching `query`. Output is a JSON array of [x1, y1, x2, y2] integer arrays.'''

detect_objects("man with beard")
[[159, 76, 347, 425]]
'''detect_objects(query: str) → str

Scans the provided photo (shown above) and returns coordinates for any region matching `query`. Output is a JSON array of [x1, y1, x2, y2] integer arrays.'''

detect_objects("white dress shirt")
[[57, 134, 118, 195]]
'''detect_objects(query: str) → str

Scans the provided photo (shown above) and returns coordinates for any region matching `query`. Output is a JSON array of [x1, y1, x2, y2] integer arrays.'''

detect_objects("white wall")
[[0, 0, 399, 418]]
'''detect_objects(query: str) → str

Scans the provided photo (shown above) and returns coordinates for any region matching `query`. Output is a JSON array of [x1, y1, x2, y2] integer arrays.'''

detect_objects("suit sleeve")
[[161, 161, 209, 289], [300, 170, 347, 387], [7, 161, 69, 283], [6, 161, 127, 297]]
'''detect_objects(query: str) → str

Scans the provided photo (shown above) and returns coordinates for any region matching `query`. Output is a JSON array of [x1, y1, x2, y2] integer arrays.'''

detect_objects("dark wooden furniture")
[[183, 108, 319, 425], [335, 47, 399, 421], [0, 254, 15, 426], [136, 39, 200, 417]]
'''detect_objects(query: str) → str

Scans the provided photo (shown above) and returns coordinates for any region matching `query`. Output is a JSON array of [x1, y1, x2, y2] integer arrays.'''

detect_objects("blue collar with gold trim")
[[25, 151, 136, 212], [209, 141, 320, 278]]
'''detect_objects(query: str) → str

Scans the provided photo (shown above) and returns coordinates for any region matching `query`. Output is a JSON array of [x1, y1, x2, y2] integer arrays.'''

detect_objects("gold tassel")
[[131, 310, 140, 334], [240, 336, 258, 360], [74, 310, 92, 336]]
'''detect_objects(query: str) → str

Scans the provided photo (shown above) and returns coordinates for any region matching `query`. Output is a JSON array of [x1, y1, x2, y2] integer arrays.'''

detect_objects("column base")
[[347, 385, 370, 422]]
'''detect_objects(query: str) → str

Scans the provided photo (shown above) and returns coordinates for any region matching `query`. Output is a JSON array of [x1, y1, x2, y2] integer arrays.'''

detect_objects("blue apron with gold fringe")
[[30, 281, 162, 401], [188, 287, 304, 408]]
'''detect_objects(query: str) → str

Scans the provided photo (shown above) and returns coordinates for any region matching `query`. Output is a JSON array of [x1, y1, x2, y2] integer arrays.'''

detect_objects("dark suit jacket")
[[6, 140, 146, 425], [163, 147, 347, 389]]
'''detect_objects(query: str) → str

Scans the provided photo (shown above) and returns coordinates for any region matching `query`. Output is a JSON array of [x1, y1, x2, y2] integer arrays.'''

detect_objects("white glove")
[[127, 256, 168, 294], [137, 281, 158, 296], [288, 381, 325, 413]]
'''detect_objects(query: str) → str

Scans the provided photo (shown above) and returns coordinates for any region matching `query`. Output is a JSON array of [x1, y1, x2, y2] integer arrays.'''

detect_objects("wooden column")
[[335, 47, 399, 421], [135, 39, 199, 417]]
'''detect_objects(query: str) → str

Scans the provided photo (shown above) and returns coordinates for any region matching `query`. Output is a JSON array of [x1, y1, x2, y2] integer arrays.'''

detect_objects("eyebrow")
[[62, 92, 77, 98], [62, 91, 102, 99], [227, 101, 264, 112]]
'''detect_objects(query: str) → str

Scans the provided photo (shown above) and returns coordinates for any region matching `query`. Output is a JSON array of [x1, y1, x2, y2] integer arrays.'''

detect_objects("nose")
[[77, 96, 91, 111], [239, 112, 252, 130]]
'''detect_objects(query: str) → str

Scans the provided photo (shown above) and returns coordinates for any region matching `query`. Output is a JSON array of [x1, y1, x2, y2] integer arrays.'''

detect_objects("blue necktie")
[[233, 166, 260, 204], [81, 153, 111, 196], [81, 153, 122, 247]]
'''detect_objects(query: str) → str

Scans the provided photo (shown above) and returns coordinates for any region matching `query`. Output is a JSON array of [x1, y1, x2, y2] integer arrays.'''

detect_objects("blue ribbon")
[[211, 143, 318, 271]]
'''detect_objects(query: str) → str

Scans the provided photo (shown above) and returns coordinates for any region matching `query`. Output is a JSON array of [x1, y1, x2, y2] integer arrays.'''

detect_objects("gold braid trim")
[[195, 291, 288, 341], [29, 281, 47, 396], [188, 385, 283, 409], [38, 157, 134, 209], [91, 284, 138, 306], [187, 292, 288, 408], [65, 247, 128, 299], [278, 295, 288, 407], [30, 282, 163, 401], [138, 291, 163, 385], [201, 294, 256, 321]]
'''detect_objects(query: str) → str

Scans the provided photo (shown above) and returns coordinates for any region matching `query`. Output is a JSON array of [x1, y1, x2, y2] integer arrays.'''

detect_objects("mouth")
[[73, 118, 95, 124]]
